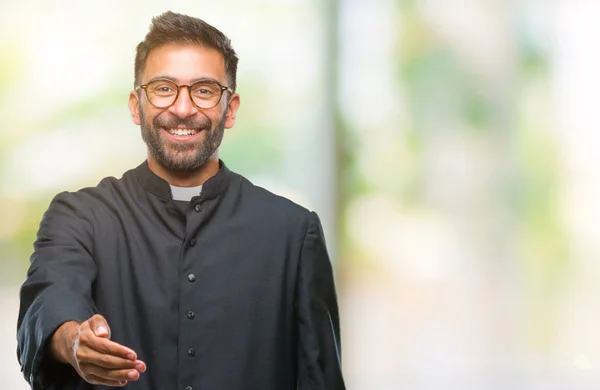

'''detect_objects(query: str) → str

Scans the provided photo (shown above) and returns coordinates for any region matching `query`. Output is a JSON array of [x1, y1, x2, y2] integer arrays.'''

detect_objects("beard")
[[139, 105, 226, 173]]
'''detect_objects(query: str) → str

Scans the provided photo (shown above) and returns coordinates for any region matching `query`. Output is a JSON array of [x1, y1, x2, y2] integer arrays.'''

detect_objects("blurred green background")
[[2, 0, 600, 388]]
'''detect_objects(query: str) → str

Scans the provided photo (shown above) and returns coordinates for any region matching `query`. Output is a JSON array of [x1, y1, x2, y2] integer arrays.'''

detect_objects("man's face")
[[129, 44, 240, 172]]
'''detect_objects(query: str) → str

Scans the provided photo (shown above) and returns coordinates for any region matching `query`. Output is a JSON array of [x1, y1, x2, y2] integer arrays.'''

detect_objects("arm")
[[17, 192, 145, 389], [17, 192, 98, 389], [296, 212, 346, 390]]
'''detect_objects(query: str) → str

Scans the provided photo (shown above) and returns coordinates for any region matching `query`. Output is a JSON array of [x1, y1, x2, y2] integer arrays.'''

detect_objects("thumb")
[[88, 314, 111, 339]]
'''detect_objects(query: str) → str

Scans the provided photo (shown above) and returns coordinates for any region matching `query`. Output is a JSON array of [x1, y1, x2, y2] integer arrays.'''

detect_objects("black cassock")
[[17, 160, 345, 390]]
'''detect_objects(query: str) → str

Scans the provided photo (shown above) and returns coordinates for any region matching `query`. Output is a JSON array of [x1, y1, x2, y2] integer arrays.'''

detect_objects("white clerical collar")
[[170, 185, 203, 201]]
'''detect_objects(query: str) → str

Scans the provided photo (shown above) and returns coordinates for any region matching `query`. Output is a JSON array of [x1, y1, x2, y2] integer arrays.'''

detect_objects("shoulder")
[[236, 173, 311, 212], [46, 167, 137, 217], [229, 171, 317, 230]]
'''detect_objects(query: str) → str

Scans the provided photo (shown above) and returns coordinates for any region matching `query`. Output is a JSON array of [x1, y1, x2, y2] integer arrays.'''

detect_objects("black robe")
[[17, 160, 345, 390]]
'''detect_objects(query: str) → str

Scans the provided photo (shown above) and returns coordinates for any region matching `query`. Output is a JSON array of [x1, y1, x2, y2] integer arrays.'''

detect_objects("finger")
[[85, 373, 128, 387], [79, 332, 137, 361], [80, 363, 140, 382], [134, 360, 147, 373], [88, 314, 111, 339], [75, 347, 139, 370]]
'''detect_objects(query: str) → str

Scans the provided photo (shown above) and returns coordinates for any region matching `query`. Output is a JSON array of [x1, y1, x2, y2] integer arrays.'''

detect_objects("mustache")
[[153, 114, 212, 130]]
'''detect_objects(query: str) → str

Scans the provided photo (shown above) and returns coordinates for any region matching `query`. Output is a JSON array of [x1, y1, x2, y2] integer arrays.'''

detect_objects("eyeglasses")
[[136, 79, 233, 109]]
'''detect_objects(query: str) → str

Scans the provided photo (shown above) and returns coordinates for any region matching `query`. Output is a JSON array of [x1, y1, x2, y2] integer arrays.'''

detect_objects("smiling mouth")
[[167, 128, 198, 136], [162, 127, 204, 141]]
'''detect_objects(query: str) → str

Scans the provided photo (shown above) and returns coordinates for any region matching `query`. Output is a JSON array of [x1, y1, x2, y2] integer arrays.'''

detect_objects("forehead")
[[143, 43, 226, 84]]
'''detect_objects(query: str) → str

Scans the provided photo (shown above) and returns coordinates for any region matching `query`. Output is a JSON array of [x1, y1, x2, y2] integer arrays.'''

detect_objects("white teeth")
[[168, 128, 197, 136]]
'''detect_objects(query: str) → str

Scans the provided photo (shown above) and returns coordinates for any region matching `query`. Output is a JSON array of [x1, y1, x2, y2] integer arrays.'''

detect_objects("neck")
[[147, 153, 220, 187]]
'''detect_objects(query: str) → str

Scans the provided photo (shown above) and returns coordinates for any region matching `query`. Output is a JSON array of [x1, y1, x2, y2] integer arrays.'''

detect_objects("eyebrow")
[[147, 76, 223, 85]]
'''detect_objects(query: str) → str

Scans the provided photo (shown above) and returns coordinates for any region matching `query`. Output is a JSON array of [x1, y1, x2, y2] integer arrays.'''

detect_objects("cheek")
[[214, 104, 229, 122], [140, 106, 159, 127], [195, 109, 219, 128]]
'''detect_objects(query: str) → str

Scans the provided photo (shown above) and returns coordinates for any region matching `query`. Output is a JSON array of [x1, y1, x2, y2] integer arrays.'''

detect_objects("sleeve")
[[296, 212, 346, 390], [16, 192, 98, 390]]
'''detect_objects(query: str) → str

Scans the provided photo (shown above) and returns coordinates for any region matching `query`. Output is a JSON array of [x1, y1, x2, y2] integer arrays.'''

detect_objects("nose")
[[168, 86, 197, 119]]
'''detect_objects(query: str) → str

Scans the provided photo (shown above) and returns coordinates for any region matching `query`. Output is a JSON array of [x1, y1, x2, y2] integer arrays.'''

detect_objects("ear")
[[224, 93, 240, 129], [129, 91, 141, 125]]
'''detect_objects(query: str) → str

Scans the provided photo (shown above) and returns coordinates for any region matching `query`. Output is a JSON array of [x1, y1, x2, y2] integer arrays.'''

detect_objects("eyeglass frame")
[[135, 78, 233, 110]]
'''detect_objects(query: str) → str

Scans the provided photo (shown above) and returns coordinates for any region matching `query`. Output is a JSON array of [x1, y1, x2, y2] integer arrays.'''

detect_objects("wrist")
[[50, 321, 80, 364]]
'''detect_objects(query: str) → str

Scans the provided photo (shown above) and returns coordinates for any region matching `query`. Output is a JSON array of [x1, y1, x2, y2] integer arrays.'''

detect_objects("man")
[[17, 11, 345, 390]]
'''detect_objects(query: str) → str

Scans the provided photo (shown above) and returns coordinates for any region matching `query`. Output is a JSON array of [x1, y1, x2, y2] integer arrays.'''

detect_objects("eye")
[[191, 82, 220, 97], [147, 81, 177, 95], [155, 85, 176, 94]]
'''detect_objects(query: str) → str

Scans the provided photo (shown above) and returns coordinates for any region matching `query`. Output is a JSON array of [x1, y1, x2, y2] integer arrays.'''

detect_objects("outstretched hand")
[[51, 314, 146, 387]]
